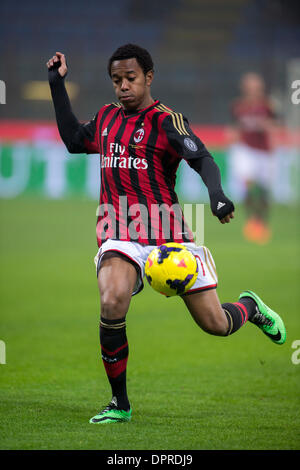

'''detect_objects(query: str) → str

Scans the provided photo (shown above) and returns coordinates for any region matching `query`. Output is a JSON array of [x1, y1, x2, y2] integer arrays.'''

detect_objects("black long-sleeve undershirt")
[[187, 156, 234, 218], [188, 155, 223, 196], [48, 68, 86, 153]]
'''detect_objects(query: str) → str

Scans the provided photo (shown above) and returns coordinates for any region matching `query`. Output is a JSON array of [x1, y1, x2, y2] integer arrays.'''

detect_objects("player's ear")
[[145, 70, 154, 87]]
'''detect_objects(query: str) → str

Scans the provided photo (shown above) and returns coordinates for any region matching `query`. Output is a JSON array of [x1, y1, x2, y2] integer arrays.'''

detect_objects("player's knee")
[[100, 290, 129, 319]]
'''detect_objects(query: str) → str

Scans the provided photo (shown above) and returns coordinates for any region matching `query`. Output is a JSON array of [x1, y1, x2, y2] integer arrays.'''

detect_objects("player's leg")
[[243, 180, 263, 241], [251, 183, 272, 243], [244, 150, 272, 243], [183, 244, 286, 342], [182, 288, 286, 343], [255, 184, 270, 222], [244, 179, 257, 219], [182, 288, 256, 336], [230, 145, 263, 242], [254, 151, 273, 242], [90, 252, 138, 424], [181, 246, 235, 336]]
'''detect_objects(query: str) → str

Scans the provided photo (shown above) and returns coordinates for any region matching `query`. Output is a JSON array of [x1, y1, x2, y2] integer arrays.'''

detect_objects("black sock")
[[222, 298, 257, 335], [238, 297, 257, 320], [99, 316, 130, 411], [255, 185, 270, 222]]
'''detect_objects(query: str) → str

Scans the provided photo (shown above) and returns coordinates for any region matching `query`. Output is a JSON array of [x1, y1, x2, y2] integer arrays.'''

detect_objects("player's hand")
[[209, 189, 235, 224], [46, 52, 68, 81], [219, 211, 234, 224]]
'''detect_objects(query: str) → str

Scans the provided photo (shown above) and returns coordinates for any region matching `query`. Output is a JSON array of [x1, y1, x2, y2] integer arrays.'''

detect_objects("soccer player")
[[228, 72, 276, 244], [47, 45, 286, 424]]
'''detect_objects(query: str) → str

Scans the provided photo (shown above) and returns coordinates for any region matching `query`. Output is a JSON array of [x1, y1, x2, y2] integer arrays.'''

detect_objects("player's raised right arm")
[[47, 52, 91, 154]]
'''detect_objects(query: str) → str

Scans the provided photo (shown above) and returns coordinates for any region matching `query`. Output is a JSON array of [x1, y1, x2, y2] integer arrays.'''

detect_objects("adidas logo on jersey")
[[102, 128, 108, 136], [217, 202, 226, 210]]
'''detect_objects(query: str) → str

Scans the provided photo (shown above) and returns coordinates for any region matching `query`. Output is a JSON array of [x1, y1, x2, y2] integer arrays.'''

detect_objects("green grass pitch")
[[0, 197, 299, 450]]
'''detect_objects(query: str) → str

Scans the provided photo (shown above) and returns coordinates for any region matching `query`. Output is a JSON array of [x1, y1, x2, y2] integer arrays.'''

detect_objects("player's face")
[[241, 73, 265, 98], [110, 58, 153, 111]]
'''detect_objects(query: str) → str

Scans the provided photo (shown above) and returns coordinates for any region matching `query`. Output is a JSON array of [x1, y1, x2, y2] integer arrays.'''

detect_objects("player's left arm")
[[191, 154, 235, 224], [163, 114, 234, 224]]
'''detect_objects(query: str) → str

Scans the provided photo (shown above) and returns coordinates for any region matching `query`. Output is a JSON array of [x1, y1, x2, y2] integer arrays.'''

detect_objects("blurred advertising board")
[[0, 121, 299, 203]]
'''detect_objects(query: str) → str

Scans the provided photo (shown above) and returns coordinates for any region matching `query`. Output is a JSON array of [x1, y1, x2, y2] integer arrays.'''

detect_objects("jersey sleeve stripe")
[[170, 109, 184, 135], [172, 113, 183, 136], [178, 113, 189, 136], [156, 105, 183, 135], [155, 104, 190, 136], [176, 113, 187, 136], [173, 112, 184, 135]]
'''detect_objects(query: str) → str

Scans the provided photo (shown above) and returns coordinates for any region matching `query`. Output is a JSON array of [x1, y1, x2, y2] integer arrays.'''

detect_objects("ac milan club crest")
[[133, 128, 145, 144]]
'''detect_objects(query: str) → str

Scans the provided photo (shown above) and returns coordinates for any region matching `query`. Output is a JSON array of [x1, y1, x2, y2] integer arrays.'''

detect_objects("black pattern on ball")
[[166, 274, 195, 294], [158, 245, 182, 264]]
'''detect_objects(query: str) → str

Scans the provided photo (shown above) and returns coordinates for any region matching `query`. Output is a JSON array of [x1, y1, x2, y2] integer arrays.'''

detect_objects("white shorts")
[[94, 239, 218, 296], [228, 143, 273, 196]]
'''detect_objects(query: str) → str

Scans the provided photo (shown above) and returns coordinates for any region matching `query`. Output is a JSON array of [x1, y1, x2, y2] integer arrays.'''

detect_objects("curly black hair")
[[107, 43, 154, 77]]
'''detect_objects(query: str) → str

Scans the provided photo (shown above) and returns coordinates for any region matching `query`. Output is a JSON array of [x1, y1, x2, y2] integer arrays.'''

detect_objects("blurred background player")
[[228, 72, 276, 244]]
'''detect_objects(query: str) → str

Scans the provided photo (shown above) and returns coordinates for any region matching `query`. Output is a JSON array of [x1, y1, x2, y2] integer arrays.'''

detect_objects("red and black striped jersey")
[[231, 98, 275, 151], [74, 100, 213, 247]]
